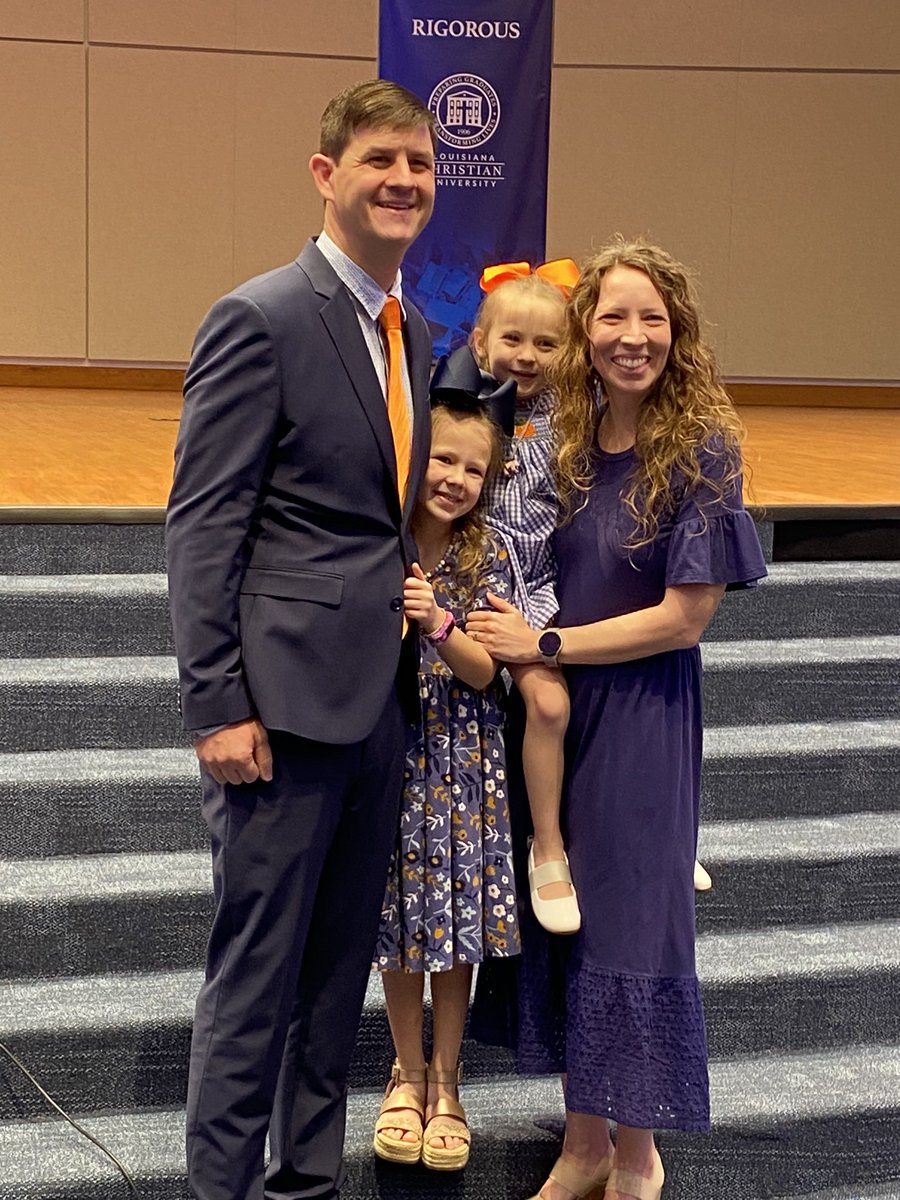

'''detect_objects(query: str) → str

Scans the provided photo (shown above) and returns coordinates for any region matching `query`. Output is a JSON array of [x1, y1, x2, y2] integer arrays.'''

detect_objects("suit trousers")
[[186, 689, 406, 1200]]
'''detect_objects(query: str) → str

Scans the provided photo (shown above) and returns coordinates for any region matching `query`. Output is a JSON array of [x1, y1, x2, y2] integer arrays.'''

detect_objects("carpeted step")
[[695, 812, 900, 932], [0, 748, 203, 860], [3, 560, 896, 660], [2, 723, 895, 862], [0, 1044, 898, 1199], [783, 1183, 900, 1199], [0, 656, 185, 752], [4, 794, 899, 981], [2, 561, 896, 660], [0, 969, 395, 1120], [0, 521, 165, 576], [702, 720, 900, 822], [701, 637, 900, 726], [0, 575, 172, 657], [0, 853, 212, 980], [2, 920, 896, 1116], [3, 640, 897, 753], [706, 563, 900, 641], [695, 919, 900, 1056]]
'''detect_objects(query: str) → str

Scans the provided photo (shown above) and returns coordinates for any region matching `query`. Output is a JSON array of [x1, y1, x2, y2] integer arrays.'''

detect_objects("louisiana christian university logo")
[[428, 73, 501, 149]]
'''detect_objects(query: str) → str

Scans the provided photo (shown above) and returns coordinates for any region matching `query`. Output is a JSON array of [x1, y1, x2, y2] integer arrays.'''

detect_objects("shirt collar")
[[316, 230, 405, 322]]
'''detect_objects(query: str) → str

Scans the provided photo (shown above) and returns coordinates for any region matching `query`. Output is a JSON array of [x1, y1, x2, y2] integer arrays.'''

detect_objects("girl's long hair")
[[430, 405, 504, 607], [551, 237, 745, 547]]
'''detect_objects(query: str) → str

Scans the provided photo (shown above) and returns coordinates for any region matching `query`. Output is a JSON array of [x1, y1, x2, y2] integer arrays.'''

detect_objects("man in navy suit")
[[166, 80, 436, 1200]]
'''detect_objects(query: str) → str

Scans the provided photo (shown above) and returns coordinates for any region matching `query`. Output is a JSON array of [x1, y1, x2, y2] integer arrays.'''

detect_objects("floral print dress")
[[375, 536, 520, 973]]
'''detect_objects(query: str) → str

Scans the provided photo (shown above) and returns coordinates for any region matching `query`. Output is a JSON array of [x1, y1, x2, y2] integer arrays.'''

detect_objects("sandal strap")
[[549, 1154, 613, 1196], [528, 857, 574, 889], [389, 1059, 427, 1087], [375, 1103, 423, 1135], [606, 1158, 664, 1200], [378, 1086, 425, 1117], [427, 1062, 463, 1084], [423, 1100, 470, 1144], [378, 1061, 426, 1122]]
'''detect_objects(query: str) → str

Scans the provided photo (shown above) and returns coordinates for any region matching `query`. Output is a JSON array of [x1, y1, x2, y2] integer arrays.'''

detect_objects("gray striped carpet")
[[0, 523, 898, 1200]]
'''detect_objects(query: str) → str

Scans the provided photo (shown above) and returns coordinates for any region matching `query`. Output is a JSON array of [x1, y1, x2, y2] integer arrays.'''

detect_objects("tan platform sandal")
[[528, 1152, 614, 1200], [372, 1060, 426, 1165], [421, 1063, 470, 1171], [605, 1148, 665, 1199]]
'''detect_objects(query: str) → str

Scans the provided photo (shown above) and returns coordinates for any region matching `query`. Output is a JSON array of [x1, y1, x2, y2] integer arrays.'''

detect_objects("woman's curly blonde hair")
[[550, 237, 745, 547]]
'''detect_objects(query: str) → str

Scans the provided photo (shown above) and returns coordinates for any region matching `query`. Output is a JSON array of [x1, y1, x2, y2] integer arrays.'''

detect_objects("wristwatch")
[[537, 627, 564, 667]]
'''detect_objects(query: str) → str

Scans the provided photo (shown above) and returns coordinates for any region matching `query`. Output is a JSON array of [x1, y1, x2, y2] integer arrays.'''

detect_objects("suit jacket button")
[[390, 596, 403, 611]]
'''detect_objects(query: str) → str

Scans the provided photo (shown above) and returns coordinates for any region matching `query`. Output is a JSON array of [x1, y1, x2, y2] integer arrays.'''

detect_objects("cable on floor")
[[0, 1039, 142, 1197]]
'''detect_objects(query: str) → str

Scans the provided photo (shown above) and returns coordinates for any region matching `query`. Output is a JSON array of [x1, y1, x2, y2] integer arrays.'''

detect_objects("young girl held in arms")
[[473, 263, 583, 932], [373, 387, 518, 1170]]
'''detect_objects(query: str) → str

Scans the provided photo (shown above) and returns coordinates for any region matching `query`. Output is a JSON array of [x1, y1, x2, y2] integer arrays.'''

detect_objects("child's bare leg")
[[509, 662, 572, 902], [379, 970, 427, 1145], [426, 964, 473, 1152]]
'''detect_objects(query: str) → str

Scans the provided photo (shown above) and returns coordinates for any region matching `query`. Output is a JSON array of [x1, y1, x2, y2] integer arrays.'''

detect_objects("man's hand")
[[195, 718, 273, 785], [465, 592, 541, 663]]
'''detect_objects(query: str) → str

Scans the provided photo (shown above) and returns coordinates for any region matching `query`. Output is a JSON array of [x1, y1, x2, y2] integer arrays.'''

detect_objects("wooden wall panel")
[[547, 68, 738, 364], [88, 47, 235, 362], [738, 0, 900, 69], [87, 0, 237, 50], [0, 40, 85, 357], [235, 0, 376, 58], [555, 0, 742, 66], [232, 55, 371, 285], [1, 0, 898, 382], [726, 72, 900, 379], [0, 0, 83, 42]]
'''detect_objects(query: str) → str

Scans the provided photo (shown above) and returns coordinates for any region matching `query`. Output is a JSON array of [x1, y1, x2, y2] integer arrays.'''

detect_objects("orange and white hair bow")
[[479, 258, 580, 296]]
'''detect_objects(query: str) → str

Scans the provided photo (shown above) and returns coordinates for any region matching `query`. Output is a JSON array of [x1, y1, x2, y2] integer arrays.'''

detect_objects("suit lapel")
[[298, 241, 435, 528], [404, 310, 434, 527], [299, 243, 402, 515]]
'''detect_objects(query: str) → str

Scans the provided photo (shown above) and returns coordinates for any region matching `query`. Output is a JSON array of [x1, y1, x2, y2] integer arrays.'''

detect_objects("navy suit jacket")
[[166, 239, 432, 744]]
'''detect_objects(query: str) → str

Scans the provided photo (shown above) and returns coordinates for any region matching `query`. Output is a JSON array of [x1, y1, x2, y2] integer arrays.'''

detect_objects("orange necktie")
[[378, 297, 411, 506]]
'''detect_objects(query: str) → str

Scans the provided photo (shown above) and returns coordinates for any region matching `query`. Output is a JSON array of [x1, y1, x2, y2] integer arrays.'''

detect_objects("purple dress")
[[516, 443, 767, 1131]]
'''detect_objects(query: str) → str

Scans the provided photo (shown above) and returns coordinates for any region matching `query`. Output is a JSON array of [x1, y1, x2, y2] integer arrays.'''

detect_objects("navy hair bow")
[[429, 346, 518, 438]]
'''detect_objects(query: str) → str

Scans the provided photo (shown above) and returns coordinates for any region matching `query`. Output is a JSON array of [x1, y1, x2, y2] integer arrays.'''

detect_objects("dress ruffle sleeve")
[[665, 444, 767, 591], [666, 506, 767, 591]]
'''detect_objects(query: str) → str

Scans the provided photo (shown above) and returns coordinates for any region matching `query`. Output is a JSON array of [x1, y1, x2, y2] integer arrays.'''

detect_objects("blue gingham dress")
[[483, 388, 559, 630]]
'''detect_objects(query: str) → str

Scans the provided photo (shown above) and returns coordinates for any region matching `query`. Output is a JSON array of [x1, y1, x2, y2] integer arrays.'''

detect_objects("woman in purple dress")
[[468, 239, 767, 1200]]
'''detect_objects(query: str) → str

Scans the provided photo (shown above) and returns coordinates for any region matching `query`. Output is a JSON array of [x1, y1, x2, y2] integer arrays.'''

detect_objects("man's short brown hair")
[[319, 79, 436, 161]]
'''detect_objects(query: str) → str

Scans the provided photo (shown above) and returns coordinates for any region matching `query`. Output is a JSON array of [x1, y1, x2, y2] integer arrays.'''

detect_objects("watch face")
[[538, 630, 562, 658]]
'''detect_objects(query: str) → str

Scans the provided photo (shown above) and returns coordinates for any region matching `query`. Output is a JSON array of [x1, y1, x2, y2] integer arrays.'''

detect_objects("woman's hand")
[[404, 562, 443, 634], [465, 592, 541, 663]]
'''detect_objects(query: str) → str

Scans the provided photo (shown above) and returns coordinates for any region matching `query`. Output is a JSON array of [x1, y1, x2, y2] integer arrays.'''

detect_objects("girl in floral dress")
[[373, 392, 518, 1172]]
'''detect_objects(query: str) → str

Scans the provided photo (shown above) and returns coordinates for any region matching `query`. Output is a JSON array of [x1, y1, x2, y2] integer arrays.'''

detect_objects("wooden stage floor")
[[0, 387, 898, 513]]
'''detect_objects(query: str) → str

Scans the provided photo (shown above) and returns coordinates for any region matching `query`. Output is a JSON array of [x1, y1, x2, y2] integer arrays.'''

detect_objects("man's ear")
[[309, 153, 335, 200]]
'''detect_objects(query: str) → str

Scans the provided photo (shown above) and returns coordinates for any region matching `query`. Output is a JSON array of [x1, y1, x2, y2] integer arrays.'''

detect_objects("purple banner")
[[379, 0, 554, 355]]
